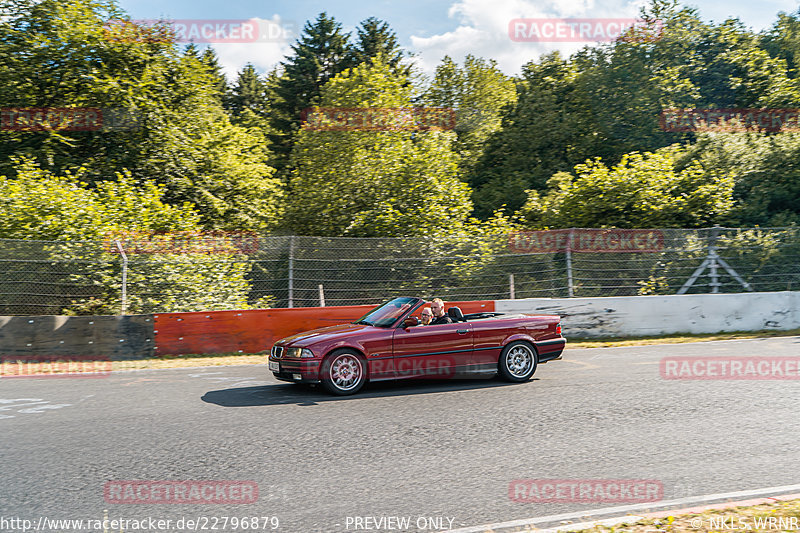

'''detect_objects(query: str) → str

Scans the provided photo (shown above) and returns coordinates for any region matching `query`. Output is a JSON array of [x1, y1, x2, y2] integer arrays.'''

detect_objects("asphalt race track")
[[2, 337, 800, 533]]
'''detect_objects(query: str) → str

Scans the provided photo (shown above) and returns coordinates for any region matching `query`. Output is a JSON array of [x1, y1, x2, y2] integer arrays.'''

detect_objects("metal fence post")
[[566, 229, 575, 297], [319, 284, 325, 307], [678, 225, 753, 294], [509, 274, 515, 299], [288, 235, 295, 308], [115, 240, 128, 315], [709, 225, 720, 293]]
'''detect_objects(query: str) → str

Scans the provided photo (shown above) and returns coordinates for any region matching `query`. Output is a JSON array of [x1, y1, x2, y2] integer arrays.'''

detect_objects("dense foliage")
[[285, 56, 472, 236], [2, 0, 800, 240], [0, 161, 255, 314]]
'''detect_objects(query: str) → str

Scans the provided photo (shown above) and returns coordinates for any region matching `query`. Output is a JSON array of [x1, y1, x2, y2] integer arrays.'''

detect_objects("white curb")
[[445, 483, 800, 533]]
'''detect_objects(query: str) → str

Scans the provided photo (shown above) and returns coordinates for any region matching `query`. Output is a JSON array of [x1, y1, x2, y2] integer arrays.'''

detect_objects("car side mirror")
[[403, 316, 420, 328]]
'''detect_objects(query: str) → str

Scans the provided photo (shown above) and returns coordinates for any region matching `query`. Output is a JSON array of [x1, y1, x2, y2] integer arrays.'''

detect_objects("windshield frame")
[[353, 297, 424, 328]]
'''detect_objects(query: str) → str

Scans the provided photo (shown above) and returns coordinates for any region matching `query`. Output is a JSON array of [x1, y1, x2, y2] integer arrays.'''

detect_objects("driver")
[[420, 307, 433, 325], [429, 298, 453, 325]]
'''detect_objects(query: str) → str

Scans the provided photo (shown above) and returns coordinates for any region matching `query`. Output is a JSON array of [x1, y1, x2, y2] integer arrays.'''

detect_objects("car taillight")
[[555, 323, 562, 336]]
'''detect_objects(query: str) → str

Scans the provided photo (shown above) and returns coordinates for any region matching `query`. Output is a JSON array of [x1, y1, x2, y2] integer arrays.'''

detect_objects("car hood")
[[278, 323, 374, 347]]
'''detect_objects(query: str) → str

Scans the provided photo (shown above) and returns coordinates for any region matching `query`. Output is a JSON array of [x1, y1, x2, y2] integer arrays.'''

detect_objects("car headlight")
[[284, 348, 315, 358], [285, 348, 302, 358]]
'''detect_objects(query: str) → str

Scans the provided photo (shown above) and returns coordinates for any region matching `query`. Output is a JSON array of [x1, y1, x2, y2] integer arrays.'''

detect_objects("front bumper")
[[268, 357, 321, 383]]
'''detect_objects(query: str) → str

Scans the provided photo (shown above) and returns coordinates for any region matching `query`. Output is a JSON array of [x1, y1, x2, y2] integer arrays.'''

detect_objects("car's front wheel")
[[498, 341, 537, 382], [321, 350, 366, 395]]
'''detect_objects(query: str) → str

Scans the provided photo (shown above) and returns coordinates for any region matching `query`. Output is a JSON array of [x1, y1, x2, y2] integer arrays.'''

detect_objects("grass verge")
[[568, 328, 800, 349], [111, 353, 266, 371]]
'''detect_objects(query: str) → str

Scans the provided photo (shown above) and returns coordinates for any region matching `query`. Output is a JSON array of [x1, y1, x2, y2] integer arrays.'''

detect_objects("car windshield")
[[354, 297, 418, 327]]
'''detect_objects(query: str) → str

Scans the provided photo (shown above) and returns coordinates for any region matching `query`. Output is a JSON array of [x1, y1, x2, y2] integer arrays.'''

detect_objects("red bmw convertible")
[[268, 297, 566, 395]]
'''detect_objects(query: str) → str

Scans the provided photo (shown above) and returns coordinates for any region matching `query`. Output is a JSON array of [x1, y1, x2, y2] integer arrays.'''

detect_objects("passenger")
[[429, 298, 453, 325], [420, 307, 433, 325]]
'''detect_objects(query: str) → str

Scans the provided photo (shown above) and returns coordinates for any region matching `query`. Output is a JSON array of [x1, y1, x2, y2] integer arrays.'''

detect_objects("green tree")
[[200, 47, 228, 100], [224, 63, 278, 136], [0, 0, 282, 230], [573, 0, 800, 144], [269, 13, 354, 174], [0, 0, 168, 178], [226, 63, 269, 118], [424, 55, 516, 174], [516, 145, 735, 228], [127, 48, 283, 230], [0, 159, 256, 314], [762, 11, 800, 76], [471, 0, 800, 219], [0, 159, 198, 241], [350, 17, 410, 78], [470, 52, 603, 218], [285, 56, 472, 236], [137, 108, 283, 230], [686, 132, 800, 225]]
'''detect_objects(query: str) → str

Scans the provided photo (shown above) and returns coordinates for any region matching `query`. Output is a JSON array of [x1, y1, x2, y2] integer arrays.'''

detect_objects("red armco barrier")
[[153, 301, 495, 356]]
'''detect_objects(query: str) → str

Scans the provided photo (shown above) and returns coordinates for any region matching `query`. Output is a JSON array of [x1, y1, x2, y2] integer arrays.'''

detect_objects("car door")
[[392, 321, 473, 379]]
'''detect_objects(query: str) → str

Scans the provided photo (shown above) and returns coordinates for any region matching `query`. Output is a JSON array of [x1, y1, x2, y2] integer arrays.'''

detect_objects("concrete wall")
[[0, 315, 155, 360], [495, 291, 800, 338]]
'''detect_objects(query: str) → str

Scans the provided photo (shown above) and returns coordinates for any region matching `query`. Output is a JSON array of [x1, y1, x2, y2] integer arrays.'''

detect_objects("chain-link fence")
[[1, 227, 799, 315]]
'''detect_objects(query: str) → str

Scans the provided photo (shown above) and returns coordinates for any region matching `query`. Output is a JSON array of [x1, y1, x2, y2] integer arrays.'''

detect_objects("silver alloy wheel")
[[505, 344, 534, 378], [329, 353, 363, 391]]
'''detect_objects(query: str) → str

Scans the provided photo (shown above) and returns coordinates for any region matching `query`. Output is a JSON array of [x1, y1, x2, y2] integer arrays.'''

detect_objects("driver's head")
[[420, 307, 433, 325], [430, 298, 445, 318]]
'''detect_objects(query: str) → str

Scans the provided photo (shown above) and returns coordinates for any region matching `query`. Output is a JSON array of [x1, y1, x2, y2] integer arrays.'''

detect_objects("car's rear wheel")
[[321, 350, 366, 395], [498, 341, 537, 382]]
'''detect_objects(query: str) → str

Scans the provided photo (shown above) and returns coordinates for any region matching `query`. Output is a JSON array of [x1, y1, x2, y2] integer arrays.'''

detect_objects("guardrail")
[[1, 292, 796, 358]]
